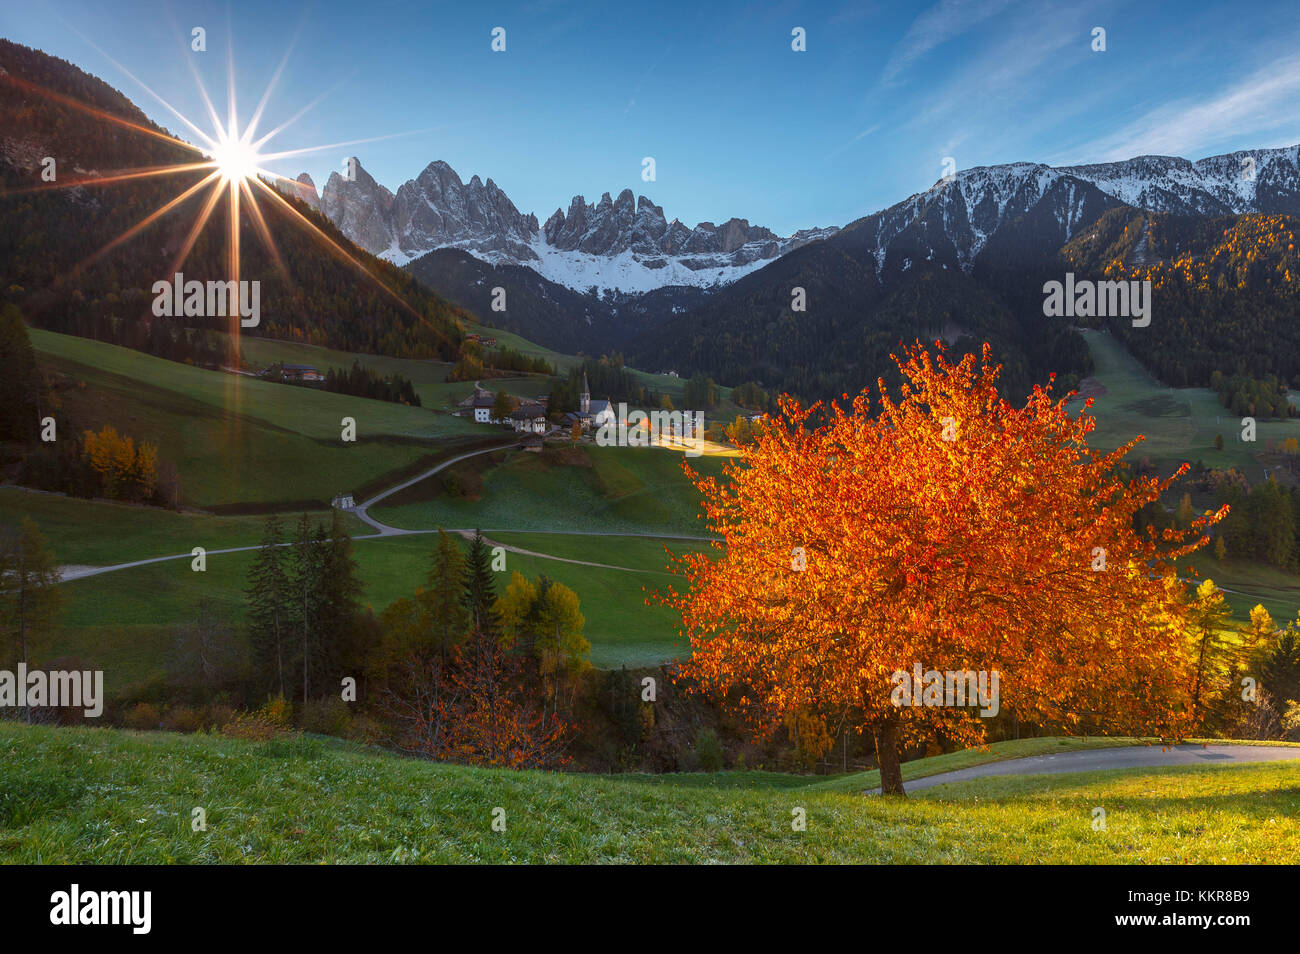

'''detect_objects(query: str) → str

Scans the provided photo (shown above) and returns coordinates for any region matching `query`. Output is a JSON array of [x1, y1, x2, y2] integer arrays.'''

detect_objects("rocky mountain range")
[[304, 145, 1300, 304], [854, 146, 1300, 278], [310, 157, 837, 294], [300, 141, 1300, 390], [626, 142, 1300, 400]]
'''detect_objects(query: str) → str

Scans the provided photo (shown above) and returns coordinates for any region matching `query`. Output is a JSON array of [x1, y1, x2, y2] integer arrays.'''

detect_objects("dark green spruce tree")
[[289, 513, 326, 706], [246, 514, 290, 697], [461, 530, 501, 680], [0, 303, 47, 444], [422, 529, 469, 665], [318, 508, 364, 694]]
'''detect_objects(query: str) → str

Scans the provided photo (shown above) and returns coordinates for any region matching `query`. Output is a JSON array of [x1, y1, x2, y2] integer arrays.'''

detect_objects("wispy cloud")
[[881, 0, 1017, 85], [1082, 51, 1300, 162], [906, 14, 1077, 130], [824, 122, 882, 161]]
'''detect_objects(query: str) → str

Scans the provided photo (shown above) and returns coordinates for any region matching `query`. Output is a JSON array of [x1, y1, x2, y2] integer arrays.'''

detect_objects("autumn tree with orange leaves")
[[666, 342, 1222, 795]]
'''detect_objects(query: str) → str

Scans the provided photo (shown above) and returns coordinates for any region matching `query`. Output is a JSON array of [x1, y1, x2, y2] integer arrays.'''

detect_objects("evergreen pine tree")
[[319, 508, 364, 691], [421, 529, 469, 663], [0, 518, 63, 722], [462, 531, 501, 678], [289, 513, 326, 706], [0, 304, 46, 444], [246, 515, 290, 696]]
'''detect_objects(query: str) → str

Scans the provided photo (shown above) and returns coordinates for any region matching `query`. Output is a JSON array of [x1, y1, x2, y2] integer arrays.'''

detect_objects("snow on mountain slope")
[[306, 144, 1300, 296], [856, 144, 1300, 275], [315, 157, 837, 294]]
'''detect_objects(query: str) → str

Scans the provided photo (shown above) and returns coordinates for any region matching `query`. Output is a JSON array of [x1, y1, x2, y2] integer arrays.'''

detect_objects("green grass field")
[[238, 336, 556, 410], [372, 444, 728, 537], [1, 725, 1294, 863], [0, 487, 368, 566], [1178, 551, 1300, 624], [48, 527, 704, 680], [32, 329, 485, 506], [1076, 329, 1300, 481]]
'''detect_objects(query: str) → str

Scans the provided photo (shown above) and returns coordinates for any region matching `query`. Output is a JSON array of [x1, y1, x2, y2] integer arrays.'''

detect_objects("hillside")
[[0, 39, 466, 365], [2, 724, 1295, 863], [1063, 208, 1300, 386], [28, 328, 483, 507]]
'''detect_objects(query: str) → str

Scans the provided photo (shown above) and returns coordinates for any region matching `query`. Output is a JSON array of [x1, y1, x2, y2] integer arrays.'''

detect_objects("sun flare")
[[211, 136, 260, 183]]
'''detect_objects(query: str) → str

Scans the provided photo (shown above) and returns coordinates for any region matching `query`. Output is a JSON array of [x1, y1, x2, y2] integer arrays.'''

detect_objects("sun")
[[10, 25, 438, 343], [211, 135, 260, 183]]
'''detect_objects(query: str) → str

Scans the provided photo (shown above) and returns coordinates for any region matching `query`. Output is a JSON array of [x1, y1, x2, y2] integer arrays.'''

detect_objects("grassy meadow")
[[10, 323, 1297, 690], [1076, 328, 1300, 481], [1, 724, 1295, 864], [372, 444, 729, 536], [32, 328, 484, 506], [45, 520, 707, 684]]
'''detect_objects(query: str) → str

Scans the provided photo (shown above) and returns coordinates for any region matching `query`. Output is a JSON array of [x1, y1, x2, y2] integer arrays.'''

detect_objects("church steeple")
[[580, 371, 590, 414]]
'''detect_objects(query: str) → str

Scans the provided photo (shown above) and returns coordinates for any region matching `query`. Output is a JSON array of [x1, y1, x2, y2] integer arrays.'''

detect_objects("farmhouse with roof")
[[510, 402, 548, 434]]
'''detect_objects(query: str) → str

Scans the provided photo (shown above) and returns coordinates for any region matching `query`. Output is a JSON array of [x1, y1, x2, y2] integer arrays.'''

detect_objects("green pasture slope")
[[238, 336, 556, 409], [1075, 330, 1300, 620], [1, 724, 1295, 863], [30, 328, 484, 507], [0, 487, 324, 566], [17, 487, 708, 684], [372, 444, 729, 536], [1076, 329, 1300, 481]]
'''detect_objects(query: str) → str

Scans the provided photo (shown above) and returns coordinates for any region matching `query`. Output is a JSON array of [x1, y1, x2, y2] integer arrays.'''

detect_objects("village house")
[[452, 387, 502, 424], [281, 363, 324, 383], [588, 398, 615, 429], [509, 402, 548, 434], [472, 393, 501, 424]]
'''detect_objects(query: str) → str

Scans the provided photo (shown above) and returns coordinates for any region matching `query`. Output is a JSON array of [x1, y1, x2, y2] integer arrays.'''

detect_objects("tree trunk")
[[20, 579, 29, 725], [875, 714, 905, 796]]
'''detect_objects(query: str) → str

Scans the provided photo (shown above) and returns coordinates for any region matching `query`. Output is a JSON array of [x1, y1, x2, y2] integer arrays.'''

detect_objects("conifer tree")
[[462, 531, 501, 679], [0, 304, 45, 444], [0, 519, 63, 722], [421, 529, 469, 664], [319, 508, 364, 689], [289, 513, 326, 706], [246, 515, 290, 696]]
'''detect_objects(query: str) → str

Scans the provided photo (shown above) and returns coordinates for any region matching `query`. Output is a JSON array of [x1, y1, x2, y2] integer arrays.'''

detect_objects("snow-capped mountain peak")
[[317, 157, 837, 294], [859, 144, 1300, 276]]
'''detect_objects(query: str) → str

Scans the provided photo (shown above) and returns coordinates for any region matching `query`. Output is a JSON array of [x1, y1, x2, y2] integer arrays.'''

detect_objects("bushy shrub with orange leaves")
[[665, 342, 1223, 794]]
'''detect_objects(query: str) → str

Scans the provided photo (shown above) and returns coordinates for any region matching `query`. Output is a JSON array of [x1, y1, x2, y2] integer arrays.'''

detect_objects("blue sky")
[[4, 0, 1300, 234]]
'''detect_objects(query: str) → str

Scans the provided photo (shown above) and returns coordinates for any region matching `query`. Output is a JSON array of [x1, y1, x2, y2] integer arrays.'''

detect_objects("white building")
[[510, 403, 548, 434], [580, 372, 616, 429], [472, 393, 500, 424]]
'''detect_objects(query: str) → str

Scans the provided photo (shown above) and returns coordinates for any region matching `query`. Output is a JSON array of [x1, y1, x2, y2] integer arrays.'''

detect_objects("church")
[[563, 372, 615, 431]]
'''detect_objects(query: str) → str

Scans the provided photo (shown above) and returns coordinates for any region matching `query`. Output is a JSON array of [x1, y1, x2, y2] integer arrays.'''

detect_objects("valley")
[[2, 14, 1299, 880], [12, 315, 1298, 703]]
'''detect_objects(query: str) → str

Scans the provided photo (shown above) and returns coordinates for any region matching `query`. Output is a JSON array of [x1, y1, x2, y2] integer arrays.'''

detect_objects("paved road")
[[868, 744, 1300, 794], [54, 441, 719, 581], [351, 443, 511, 535]]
